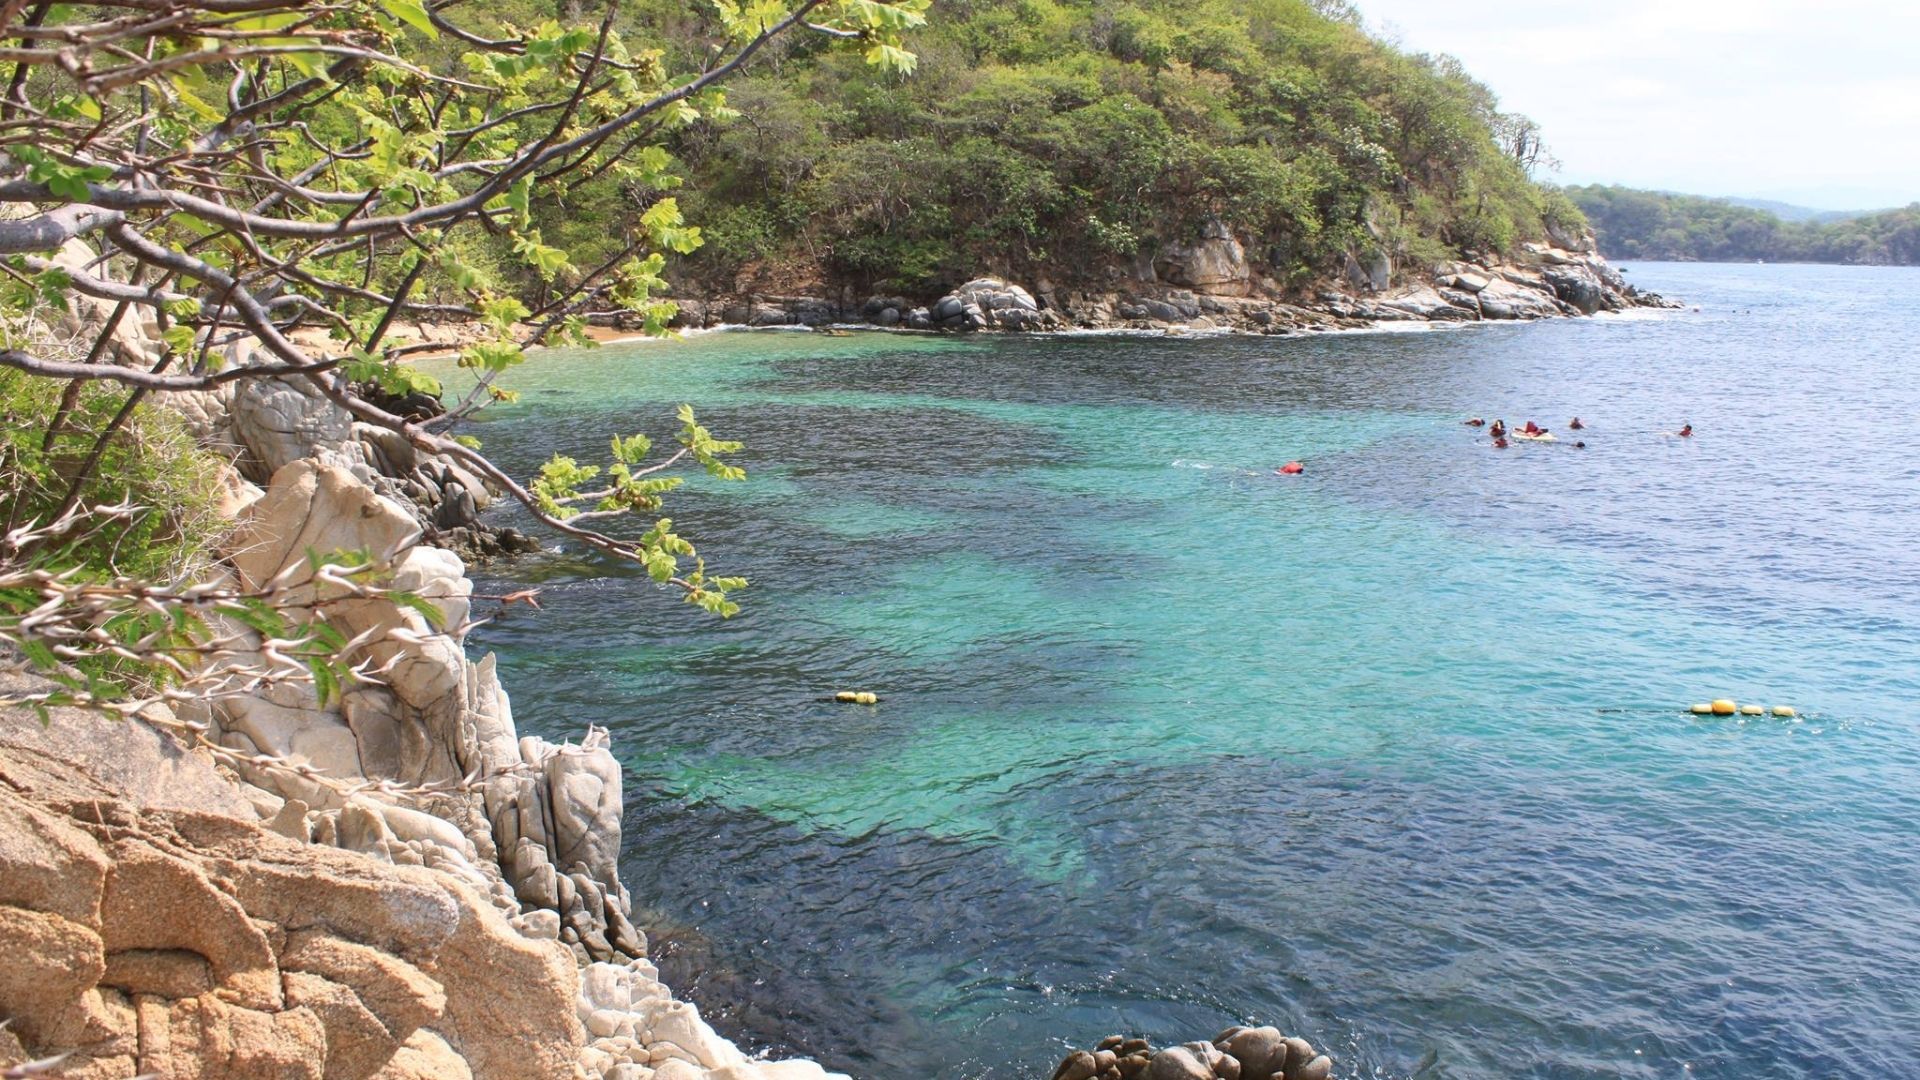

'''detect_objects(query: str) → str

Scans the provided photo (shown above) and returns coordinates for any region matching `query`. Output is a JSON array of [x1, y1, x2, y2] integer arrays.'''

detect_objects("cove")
[[459, 262, 1920, 1079]]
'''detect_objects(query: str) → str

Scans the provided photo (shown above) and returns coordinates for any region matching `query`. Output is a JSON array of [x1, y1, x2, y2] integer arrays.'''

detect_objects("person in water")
[[1493, 436, 1509, 449], [1489, 419, 1507, 439], [1569, 417, 1585, 430], [1678, 423, 1693, 437], [1464, 417, 1486, 427], [1521, 420, 1547, 436]]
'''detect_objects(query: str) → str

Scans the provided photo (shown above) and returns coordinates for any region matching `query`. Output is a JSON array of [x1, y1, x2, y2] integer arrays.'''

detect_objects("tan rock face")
[[0, 708, 586, 1080], [0, 905, 105, 1046], [228, 460, 421, 592], [100, 844, 283, 1010], [1154, 220, 1252, 296]]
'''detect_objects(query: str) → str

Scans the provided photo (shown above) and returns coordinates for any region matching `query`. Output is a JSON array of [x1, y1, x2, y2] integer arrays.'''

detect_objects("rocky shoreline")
[[664, 230, 1674, 337]]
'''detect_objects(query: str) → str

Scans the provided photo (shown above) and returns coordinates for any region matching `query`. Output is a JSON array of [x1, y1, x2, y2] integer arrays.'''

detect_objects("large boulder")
[[227, 460, 421, 591], [1145, 1046, 1212, 1080], [1380, 284, 1478, 321], [1541, 262, 1610, 314], [1343, 247, 1392, 293], [1154, 219, 1252, 296], [230, 374, 364, 483], [930, 278, 1057, 331], [1475, 277, 1565, 320]]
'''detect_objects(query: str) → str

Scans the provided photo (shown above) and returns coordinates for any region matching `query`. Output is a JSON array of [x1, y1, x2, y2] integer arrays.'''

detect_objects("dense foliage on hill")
[[492, 0, 1584, 299], [1566, 186, 1920, 265]]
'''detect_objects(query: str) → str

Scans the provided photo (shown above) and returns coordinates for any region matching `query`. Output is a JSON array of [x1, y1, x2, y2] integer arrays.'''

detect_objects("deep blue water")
[[459, 263, 1920, 1078]]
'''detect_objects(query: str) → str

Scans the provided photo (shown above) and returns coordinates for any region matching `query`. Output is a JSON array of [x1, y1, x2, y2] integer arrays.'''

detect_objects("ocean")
[[461, 262, 1920, 1078]]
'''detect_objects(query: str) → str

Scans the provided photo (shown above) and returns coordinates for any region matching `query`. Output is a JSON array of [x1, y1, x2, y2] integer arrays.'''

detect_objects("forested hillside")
[[1566, 186, 1920, 265], [488, 0, 1586, 301]]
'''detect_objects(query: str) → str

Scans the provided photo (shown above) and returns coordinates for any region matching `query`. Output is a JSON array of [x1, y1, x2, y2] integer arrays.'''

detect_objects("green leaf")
[[391, 591, 448, 630], [511, 231, 572, 281], [505, 178, 532, 228], [609, 433, 652, 465], [479, 295, 531, 330], [377, 0, 439, 38], [169, 76, 224, 121], [281, 51, 327, 79], [161, 324, 197, 355], [309, 656, 339, 709], [459, 339, 525, 374], [232, 10, 308, 30], [864, 42, 919, 75]]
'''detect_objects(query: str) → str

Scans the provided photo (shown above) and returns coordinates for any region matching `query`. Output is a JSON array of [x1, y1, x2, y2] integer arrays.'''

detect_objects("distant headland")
[[1564, 185, 1920, 265]]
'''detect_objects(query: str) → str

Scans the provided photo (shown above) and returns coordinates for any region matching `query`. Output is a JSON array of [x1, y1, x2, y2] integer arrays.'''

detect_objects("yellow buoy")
[[1739, 704, 1764, 716], [854, 691, 878, 705], [1690, 703, 1714, 715], [1710, 699, 1738, 715], [1772, 705, 1797, 718], [834, 691, 858, 703]]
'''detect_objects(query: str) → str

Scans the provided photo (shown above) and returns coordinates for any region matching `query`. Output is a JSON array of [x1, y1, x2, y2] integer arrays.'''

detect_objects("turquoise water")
[[459, 264, 1920, 1078]]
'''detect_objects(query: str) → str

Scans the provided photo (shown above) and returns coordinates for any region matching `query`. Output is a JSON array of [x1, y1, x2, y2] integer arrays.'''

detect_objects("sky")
[[1356, 0, 1920, 210]]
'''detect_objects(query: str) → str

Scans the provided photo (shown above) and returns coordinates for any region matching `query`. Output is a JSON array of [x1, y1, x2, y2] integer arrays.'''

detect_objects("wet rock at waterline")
[[1053, 1029, 1334, 1080]]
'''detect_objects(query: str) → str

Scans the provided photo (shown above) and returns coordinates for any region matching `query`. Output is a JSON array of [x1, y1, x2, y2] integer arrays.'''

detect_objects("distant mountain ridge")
[[1563, 185, 1919, 265], [1716, 197, 1881, 225]]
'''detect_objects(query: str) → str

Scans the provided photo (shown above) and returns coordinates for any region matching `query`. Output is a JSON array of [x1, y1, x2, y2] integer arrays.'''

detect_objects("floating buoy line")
[[825, 690, 1803, 718], [1689, 699, 1795, 718]]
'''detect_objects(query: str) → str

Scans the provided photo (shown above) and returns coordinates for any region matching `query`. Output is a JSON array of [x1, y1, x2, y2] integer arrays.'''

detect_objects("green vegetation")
[[1566, 185, 1920, 265], [0, 367, 225, 583], [497, 0, 1586, 297], [0, 0, 927, 715]]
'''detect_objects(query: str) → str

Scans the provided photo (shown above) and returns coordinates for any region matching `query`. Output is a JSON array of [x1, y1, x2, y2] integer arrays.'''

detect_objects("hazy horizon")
[[1357, 0, 1920, 212]]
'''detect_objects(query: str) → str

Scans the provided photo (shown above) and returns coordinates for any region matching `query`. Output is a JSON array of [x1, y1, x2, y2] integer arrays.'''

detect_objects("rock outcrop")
[[669, 224, 1673, 337], [0, 678, 845, 1080], [191, 457, 647, 965], [1154, 219, 1253, 297], [1049, 1027, 1333, 1080], [927, 278, 1062, 332]]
